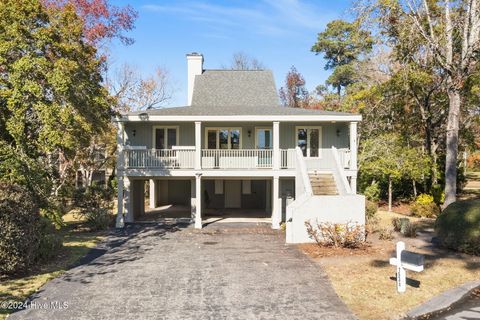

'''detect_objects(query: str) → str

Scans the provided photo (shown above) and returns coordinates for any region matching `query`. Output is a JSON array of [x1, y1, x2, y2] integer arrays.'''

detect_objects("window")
[[242, 180, 251, 194], [153, 127, 178, 149], [255, 128, 272, 149], [296, 126, 322, 157], [205, 128, 242, 149], [215, 180, 223, 194]]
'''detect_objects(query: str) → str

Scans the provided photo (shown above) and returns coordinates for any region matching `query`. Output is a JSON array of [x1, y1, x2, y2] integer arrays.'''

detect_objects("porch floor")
[[138, 204, 271, 224]]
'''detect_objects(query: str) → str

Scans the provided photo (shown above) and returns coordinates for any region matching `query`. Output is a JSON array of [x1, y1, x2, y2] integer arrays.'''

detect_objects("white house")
[[114, 53, 365, 243]]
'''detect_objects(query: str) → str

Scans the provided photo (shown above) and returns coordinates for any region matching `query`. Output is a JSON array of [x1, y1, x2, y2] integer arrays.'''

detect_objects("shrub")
[[364, 182, 380, 202], [305, 220, 365, 249], [411, 202, 440, 218], [435, 200, 480, 255], [432, 184, 445, 205], [0, 183, 61, 275], [416, 194, 434, 205], [75, 185, 114, 231], [365, 200, 378, 221], [392, 217, 417, 237], [378, 227, 394, 240]]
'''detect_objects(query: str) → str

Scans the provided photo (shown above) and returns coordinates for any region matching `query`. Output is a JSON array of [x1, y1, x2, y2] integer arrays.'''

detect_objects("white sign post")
[[389, 241, 424, 293]]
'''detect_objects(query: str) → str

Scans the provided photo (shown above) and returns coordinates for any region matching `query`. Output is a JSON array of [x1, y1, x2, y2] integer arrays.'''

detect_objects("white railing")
[[332, 146, 353, 195], [201, 149, 274, 169], [125, 149, 195, 169], [281, 149, 296, 169], [294, 147, 313, 197], [338, 148, 351, 169]]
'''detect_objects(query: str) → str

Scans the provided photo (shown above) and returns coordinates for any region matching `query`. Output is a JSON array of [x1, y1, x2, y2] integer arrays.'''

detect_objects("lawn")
[[0, 212, 108, 320], [299, 209, 480, 320]]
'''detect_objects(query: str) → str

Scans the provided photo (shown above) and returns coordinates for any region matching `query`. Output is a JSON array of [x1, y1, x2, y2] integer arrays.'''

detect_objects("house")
[[114, 53, 365, 243]]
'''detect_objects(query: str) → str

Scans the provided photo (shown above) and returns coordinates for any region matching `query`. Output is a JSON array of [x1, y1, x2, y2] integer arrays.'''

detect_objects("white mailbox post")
[[389, 241, 424, 293]]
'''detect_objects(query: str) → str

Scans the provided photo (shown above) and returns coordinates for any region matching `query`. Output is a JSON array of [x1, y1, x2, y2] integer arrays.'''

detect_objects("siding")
[[124, 121, 350, 149]]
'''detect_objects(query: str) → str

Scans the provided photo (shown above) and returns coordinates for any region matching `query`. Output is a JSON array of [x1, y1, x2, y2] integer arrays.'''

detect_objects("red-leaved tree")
[[43, 0, 137, 46]]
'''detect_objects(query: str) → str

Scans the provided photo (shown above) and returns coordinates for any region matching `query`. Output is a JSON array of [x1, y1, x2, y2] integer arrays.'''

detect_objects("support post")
[[273, 121, 280, 170], [124, 177, 133, 222], [190, 178, 196, 221], [271, 176, 281, 229], [396, 241, 406, 293], [195, 174, 202, 228], [195, 121, 202, 170], [115, 120, 125, 228], [349, 122, 358, 194], [149, 179, 157, 209]]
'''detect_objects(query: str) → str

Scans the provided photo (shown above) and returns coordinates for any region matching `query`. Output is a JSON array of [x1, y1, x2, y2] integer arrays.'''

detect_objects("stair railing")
[[331, 146, 353, 195], [295, 147, 313, 197]]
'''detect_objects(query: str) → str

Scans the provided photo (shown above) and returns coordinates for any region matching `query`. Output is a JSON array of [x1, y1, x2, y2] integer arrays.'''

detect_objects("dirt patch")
[[298, 243, 382, 259], [379, 202, 412, 215]]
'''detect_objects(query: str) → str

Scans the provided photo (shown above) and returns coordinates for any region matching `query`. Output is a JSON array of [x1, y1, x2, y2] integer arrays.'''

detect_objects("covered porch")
[[115, 176, 294, 229]]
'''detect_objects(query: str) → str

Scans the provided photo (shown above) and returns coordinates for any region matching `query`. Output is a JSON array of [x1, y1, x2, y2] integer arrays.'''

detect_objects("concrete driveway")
[[9, 223, 355, 320]]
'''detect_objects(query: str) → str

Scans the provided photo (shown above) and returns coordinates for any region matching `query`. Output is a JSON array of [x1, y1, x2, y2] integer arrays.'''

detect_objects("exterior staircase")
[[309, 172, 338, 195]]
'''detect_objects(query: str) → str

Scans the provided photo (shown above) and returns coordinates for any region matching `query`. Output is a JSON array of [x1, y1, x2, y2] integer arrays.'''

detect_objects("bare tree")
[[223, 51, 265, 70], [108, 63, 174, 111]]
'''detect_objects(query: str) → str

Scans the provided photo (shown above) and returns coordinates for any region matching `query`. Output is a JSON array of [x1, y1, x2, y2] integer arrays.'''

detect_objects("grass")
[[0, 212, 107, 320], [301, 209, 480, 320]]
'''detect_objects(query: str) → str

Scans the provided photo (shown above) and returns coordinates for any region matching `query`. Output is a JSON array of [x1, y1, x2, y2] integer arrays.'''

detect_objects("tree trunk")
[[444, 87, 461, 207], [412, 180, 417, 198], [388, 176, 393, 212]]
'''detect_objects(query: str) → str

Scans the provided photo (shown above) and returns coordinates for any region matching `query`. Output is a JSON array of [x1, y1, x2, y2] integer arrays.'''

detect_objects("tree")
[[42, 0, 137, 46], [311, 19, 373, 94], [359, 133, 430, 211], [0, 0, 112, 201], [107, 63, 174, 111], [279, 66, 309, 108], [224, 52, 265, 70], [363, 0, 480, 206]]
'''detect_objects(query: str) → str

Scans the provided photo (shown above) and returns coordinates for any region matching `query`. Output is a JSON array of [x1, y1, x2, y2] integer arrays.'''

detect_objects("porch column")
[[124, 177, 133, 222], [115, 120, 125, 228], [149, 179, 157, 208], [271, 176, 281, 229], [194, 174, 202, 228], [349, 122, 358, 194], [116, 175, 125, 228], [273, 121, 280, 170], [190, 178, 196, 221], [195, 121, 202, 170]]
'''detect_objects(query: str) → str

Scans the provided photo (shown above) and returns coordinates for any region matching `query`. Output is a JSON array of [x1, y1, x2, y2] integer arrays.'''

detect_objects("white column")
[[124, 177, 133, 222], [349, 122, 358, 194], [149, 179, 157, 209], [115, 121, 125, 228], [116, 175, 125, 228], [195, 121, 202, 170], [194, 174, 202, 228], [271, 176, 281, 229], [273, 121, 280, 170]]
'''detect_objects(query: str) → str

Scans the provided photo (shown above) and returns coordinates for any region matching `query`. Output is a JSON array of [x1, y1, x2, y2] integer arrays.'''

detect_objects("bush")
[[364, 182, 381, 202], [392, 217, 417, 237], [378, 227, 394, 240], [0, 183, 61, 275], [365, 200, 378, 221], [435, 200, 480, 255], [415, 194, 434, 205], [75, 185, 114, 231], [432, 184, 445, 205], [305, 220, 365, 249]]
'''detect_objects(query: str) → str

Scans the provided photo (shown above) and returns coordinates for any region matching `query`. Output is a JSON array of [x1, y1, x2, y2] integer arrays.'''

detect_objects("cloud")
[[142, 1, 334, 38]]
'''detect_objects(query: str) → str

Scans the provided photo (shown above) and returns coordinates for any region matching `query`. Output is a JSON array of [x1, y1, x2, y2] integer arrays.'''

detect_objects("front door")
[[296, 127, 321, 157], [225, 180, 241, 208]]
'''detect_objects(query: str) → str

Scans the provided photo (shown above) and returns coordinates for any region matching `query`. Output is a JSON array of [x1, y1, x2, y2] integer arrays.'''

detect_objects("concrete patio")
[[9, 223, 355, 320]]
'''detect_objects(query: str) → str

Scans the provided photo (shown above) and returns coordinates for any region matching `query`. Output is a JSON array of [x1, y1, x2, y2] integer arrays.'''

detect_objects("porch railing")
[[201, 149, 274, 169], [125, 149, 195, 169]]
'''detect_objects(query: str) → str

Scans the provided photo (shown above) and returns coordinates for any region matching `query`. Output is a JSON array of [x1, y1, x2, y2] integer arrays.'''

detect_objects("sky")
[[109, 0, 353, 106]]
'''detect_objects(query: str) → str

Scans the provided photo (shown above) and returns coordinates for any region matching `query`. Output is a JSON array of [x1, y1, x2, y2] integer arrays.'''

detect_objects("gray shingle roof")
[[191, 70, 279, 106], [127, 104, 356, 116]]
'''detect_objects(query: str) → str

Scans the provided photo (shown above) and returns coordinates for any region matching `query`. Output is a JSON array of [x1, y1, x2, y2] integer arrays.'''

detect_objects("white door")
[[225, 180, 241, 208]]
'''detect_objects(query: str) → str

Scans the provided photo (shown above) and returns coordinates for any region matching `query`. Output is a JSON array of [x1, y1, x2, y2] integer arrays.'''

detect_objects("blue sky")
[[109, 0, 352, 106]]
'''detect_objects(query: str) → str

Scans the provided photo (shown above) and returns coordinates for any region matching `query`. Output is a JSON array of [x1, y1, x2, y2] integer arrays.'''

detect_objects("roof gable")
[[191, 70, 279, 107]]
